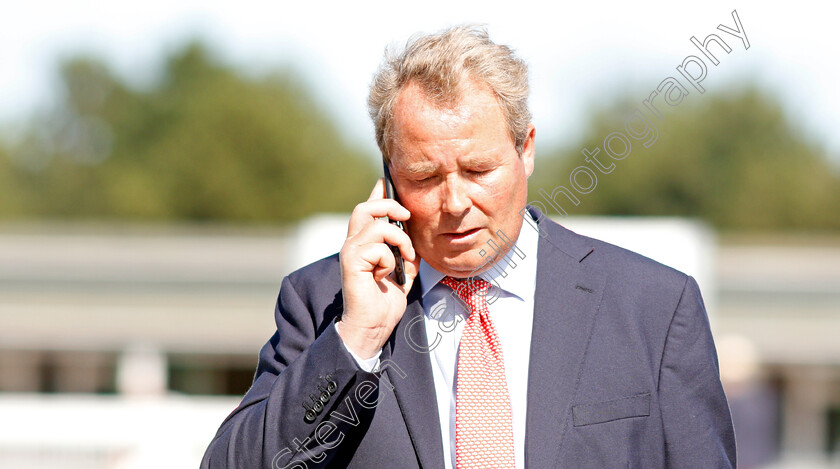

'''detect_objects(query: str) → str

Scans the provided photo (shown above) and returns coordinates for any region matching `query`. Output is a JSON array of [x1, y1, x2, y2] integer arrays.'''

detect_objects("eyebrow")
[[401, 161, 438, 176], [461, 154, 498, 168]]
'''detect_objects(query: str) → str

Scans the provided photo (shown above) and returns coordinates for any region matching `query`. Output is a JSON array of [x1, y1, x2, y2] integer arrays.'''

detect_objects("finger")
[[349, 219, 416, 261], [403, 250, 421, 282], [368, 177, 386, 202], [347, 199, 410, 237], [349, 242, 396, 281]]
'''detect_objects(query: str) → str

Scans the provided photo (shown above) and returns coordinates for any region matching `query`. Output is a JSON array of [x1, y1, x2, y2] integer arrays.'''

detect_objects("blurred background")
[[1, 1, 838, 467]]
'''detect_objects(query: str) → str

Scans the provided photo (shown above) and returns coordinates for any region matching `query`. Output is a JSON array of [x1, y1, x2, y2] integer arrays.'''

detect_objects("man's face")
[[388, 79, 535, 278]]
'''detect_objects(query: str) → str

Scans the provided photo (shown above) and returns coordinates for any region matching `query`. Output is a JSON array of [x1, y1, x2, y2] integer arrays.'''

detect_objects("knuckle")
[[339, 240, 357, 257], [351, 202, 367, 216]]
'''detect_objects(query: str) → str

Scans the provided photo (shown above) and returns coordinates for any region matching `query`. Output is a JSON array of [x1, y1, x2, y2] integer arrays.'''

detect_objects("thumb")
[[401, 252, 422, 293]]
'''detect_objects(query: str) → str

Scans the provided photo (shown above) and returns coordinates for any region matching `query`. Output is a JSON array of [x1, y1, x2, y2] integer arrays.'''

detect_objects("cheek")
[[476, 169, 525, 206], [479, 178, 509, 198], [400, 191, 438, 229]]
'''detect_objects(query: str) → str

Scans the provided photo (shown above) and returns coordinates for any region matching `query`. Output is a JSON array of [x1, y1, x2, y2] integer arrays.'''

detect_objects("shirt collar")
[[419, 215, 540, 301]]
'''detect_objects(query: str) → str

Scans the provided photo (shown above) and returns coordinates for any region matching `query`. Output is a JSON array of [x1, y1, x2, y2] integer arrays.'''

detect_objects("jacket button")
[[302, 401, 317, 423], [310, 394, 324, 413], [317, 385, 331, 404], [325, 374, 337, 394]]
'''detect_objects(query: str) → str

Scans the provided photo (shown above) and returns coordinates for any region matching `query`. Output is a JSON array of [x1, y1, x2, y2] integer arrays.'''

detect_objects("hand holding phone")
[[337, 171, 417, 359]]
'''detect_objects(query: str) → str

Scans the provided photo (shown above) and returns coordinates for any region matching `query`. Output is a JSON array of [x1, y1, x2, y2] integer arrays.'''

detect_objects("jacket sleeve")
[[200, 274, 381, 469], [659, 275, 737, 468]]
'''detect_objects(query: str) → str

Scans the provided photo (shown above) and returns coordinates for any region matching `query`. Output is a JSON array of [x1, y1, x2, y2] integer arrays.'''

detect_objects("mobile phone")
[[382, 160, 406, 285]]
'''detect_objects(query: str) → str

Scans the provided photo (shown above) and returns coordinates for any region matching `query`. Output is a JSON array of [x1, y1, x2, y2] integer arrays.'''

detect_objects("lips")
[[443, 227, 482, 241]]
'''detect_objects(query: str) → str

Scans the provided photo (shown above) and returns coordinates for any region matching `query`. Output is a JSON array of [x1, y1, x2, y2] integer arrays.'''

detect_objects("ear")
[[522, 124, 536, 178]]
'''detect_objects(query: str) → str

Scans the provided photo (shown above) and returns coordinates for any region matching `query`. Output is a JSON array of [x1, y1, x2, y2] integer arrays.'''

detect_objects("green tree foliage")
[[2, 46, 838, 232], [529, 88, 840, 231], [0, 42, 377, 222]]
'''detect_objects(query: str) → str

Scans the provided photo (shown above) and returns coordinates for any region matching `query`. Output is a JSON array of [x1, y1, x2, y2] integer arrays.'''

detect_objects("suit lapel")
[[524, 218, 605, 469], [385, 281, 446, 469]]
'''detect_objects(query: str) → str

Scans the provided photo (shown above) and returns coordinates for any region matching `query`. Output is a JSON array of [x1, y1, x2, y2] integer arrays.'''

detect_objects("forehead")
[[389, 80, 512, 167]]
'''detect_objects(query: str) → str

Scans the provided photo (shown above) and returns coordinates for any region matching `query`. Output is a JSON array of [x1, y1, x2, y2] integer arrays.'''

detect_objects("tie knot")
[[440, 276, 490, 304]]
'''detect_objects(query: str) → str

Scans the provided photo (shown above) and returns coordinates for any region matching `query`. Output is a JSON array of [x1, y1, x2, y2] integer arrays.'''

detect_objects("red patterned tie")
[[441, 276, 516, 469]]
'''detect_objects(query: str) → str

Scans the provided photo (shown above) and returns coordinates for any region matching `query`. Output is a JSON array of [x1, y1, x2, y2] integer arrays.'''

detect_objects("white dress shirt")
[[339, 219, 539, 469]]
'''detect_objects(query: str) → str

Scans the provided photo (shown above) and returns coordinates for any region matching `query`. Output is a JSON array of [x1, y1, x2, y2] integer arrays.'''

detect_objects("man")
[[202, 25, 736, 468]]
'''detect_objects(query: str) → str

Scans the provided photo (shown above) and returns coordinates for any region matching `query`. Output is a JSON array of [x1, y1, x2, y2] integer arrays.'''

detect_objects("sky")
[[2, 0, 839, 162]]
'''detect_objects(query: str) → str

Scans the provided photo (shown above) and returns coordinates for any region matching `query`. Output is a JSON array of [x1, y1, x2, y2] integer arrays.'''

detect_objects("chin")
[[434, 252, 488, 278]]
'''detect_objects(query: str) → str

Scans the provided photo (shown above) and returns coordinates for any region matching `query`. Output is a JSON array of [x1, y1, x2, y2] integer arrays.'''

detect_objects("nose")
[[441, 175, 471, 215]]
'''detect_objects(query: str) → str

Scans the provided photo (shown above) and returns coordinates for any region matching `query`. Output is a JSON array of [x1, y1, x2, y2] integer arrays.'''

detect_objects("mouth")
[[442, 227, 482, 243]]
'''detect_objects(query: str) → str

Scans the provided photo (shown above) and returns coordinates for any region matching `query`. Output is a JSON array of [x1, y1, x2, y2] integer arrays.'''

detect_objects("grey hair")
[[368, 24, 531, 163]]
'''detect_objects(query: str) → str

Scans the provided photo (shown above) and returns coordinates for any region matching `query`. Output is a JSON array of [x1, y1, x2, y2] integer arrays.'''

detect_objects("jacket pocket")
[[572, 393, 651, 427]]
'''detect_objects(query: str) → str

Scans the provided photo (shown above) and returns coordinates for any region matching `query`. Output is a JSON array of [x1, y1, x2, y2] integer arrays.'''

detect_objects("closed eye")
[[412, 175, 436, 184], [467, 168, 493, 176]]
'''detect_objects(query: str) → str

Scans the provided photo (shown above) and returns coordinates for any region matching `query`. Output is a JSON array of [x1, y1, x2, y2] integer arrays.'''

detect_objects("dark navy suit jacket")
[[202, 208, 736, 468]]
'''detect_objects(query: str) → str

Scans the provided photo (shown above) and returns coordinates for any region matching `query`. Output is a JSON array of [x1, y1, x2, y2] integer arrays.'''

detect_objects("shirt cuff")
[[334, 322, 382, 372]]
